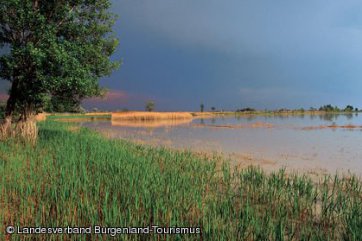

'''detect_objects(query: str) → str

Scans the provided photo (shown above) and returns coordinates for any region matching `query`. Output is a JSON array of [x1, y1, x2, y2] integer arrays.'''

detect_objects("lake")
[[82, 113, 362, 176]]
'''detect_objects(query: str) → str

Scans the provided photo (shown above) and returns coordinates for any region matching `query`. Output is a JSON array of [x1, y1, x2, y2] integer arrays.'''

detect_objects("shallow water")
[[82, 113, 362, 175]]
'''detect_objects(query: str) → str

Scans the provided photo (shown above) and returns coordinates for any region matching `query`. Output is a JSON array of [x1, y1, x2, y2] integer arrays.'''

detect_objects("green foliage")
[[236, 107, 256, 112], [0, 0, 120, 118], [145, 101, 155, 112], [318, 105, 358, 113], [344, 105, 354, 112], [319, 104, 340, 112], [44, 95, 83, 113]]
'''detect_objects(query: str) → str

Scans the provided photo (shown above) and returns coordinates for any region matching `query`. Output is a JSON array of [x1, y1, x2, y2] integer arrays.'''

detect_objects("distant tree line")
[[318, 104, 358, 112], [236, 107, 256, 112], [233, 104, 359, 113]]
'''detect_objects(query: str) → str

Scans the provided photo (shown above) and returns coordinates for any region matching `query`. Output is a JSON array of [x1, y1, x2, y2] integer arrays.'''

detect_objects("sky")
[[2, 0, 362, 111]]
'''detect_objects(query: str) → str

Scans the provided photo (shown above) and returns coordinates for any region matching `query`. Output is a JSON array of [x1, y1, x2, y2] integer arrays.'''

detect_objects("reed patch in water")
[[111, 111, 193, 121]]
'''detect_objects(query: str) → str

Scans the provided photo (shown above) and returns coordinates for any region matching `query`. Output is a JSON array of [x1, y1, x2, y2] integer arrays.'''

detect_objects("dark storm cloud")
[[3, 1, 362, 110]]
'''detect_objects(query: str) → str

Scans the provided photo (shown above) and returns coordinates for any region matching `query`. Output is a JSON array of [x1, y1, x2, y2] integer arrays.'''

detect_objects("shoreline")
[[1, 120, 362, 239], [94, 124, 359, 179], [35, 110, 361, 122]]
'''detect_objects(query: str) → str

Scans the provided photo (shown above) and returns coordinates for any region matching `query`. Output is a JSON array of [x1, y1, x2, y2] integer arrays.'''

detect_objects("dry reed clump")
[[0, 121, 11, 141], [0, 119, 38, 144], [34, 113, 48, 121], [111, 111, 193, 121], [14, 120, 38, 145]]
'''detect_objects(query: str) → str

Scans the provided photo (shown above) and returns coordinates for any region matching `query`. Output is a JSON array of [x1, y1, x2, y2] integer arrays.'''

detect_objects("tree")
[[319, 104, 336, 112], [0, 0, 119, 128], [200, 103, 204, 112], [211, 107, 216, 112], [236, 107, 255, 112], [145, 101, 155, 112], [46, 95, 83, 113], [344, 105, 354, 112]]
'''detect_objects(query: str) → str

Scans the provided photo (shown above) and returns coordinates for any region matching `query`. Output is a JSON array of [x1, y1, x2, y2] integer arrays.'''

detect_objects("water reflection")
[[83, 113, 362, 175], [111, 118, 192, 128], [346, 113, 353, 120]]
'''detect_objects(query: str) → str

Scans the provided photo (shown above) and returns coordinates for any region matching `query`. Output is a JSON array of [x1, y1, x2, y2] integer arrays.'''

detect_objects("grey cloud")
[[116, 0, 362, 56]]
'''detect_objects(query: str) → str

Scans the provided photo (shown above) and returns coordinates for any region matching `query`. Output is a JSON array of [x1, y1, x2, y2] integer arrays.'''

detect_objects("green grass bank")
[[47, 114, 111, 120], [1, 121, 362, 240]]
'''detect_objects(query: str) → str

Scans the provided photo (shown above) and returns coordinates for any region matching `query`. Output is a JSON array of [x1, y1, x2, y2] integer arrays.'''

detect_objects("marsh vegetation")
[[1, 121, 362, 240]]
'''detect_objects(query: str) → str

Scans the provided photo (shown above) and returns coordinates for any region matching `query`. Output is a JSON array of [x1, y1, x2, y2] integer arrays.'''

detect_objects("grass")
[[1, 121, 362, 240], [47, 114, 111, 120]]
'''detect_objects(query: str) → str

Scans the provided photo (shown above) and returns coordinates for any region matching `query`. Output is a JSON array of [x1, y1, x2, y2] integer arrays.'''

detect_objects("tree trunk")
[[2, 74, 20, 121], [1, 72, 37, 143], [1, 77, 19, 140]]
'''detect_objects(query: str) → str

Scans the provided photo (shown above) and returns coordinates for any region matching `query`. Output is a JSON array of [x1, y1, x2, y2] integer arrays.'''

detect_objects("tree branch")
[[33, 0, 39, 10], [56, 5, 76, 29]]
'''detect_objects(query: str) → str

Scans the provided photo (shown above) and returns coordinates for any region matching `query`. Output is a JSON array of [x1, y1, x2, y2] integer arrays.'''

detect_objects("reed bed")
[[0, 119, 38, 144], [1, 121, 362, 240], [111, 112, 193, 121], [0, 122, 10, 141]]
